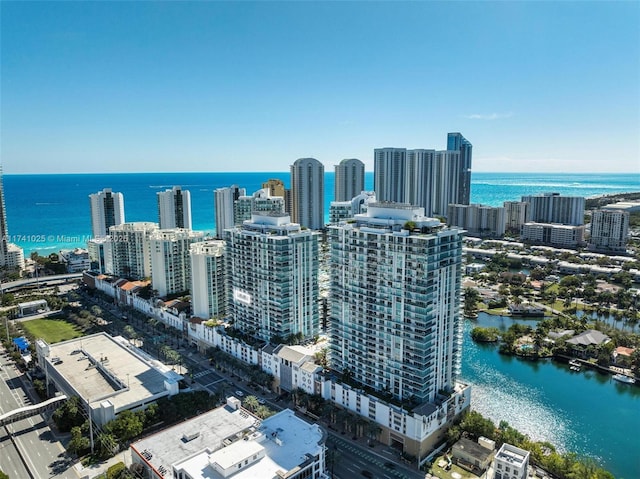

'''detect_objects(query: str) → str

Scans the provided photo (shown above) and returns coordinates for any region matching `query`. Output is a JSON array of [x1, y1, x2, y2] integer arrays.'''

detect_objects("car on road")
[[257, 398, 266, 405], [235, 390, 244, 397]]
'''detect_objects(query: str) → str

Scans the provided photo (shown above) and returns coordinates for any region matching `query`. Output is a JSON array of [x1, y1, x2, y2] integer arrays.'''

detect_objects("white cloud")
[[464, 112, 514, 120]]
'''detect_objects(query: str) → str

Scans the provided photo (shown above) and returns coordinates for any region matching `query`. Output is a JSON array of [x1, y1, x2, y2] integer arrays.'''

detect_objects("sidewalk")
[[73, 449, 132, 479]]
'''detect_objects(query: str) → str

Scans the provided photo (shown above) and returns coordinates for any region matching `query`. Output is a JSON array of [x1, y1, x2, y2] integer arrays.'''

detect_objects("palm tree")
[[354, 416, 368, 438], [291, 388, 309, 409], [243, 395, 259, 413], [336, 408, 350, 433], [366, 420, 382, 444]]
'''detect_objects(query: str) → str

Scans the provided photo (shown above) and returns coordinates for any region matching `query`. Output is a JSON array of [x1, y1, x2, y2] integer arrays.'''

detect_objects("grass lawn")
[[485, 307, 509, 316], [21, 318, 84, 343], [429, 454, 481, 479]]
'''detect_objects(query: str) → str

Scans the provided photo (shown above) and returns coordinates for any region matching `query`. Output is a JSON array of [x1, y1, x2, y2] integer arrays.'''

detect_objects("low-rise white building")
[[131, 402, 328, 479], [59, 248, 91, 272], [520, 222, 585, 247], [17, 299, 49, 317], [493, 443, 529, 479]]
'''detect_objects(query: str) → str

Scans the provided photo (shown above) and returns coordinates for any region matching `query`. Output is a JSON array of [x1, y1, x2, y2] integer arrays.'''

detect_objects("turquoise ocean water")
[[3, 171, 640, 477], [4, 171, 639, 255]]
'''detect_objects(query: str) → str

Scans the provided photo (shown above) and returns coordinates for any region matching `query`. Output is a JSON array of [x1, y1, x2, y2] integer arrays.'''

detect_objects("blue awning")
[[13, 336, 29, 352]]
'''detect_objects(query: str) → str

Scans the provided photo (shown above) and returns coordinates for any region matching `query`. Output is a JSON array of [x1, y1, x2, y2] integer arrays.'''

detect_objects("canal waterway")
[[461, 312, 639, 479]]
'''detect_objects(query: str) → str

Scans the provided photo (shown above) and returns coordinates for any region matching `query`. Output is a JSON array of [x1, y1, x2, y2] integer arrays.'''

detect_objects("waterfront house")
[[566, 329, 610, 358], [612, 346, 635, 367], [451, 437, 494, 474]]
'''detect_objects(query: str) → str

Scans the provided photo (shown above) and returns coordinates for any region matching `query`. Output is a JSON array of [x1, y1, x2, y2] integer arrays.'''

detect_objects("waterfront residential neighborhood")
[[1, 163, 639, 479], [2, 2, 639, 479]]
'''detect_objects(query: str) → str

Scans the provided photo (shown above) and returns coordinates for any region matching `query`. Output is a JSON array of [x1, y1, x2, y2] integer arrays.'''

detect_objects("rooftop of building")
[[131, 400, 259, 478], [566, 329, 610, 347], [495, 443, 529, 466], [132, 404, 325, 479], [17, 299, 48, 308], [274, 345, 313, 364], [173, 408, 325, 479], [43, 333, 179, 410], [452, 437, 493, 462], [614, 346, 635, 356], [120, 280, 149, 292]]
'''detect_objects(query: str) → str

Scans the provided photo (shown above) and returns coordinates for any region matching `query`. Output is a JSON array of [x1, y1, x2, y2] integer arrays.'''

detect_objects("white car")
[[235, 390, 244, 397], [257, 398, 266, 405]]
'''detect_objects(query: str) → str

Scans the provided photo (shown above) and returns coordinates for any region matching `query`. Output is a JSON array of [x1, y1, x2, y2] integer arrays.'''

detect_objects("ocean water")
[[4, 171, 639, 255], [3, 171, 640, 477]]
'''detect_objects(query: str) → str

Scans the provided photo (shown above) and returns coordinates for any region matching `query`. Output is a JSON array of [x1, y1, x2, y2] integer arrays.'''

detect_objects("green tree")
[[105, 410, 144, 443], [68, 425, 90, 456], [106, 462, 133, 479], [459, 411, 496, 440], [254, 405, 274, 419], [366, 420, 382, 444], [123, 325, 137, 339], [52, 396, 86, 432], [470, 327, 500, 342], [243, 395, 259, 413], [97, 432, 119, 459], [314, 348, 329, 368]]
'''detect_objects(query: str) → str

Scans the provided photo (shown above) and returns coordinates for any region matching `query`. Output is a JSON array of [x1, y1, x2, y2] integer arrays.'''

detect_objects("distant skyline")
[[1, 2, 638, 174]]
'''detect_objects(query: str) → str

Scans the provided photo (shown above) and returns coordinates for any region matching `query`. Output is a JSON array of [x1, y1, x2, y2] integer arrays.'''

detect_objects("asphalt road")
[[1, 273, 83, 293], [328, 434, 424, 479], [0, 349, 76, 479]]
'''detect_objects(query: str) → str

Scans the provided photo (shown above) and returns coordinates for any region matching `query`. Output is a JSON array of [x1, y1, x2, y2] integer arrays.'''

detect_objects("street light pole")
[[85, 397, 94, 454]]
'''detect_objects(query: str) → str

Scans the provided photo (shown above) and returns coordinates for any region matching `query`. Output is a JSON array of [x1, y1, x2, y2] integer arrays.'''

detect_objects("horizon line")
[[3, 170, 639, 176]]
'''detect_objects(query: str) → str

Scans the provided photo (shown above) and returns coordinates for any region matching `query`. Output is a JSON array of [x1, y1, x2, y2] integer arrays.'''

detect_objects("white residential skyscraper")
[[374, 134, 473, 218], [447, 204, 506, 238], [87, 237, 114, 274], [589, 209, 629, 253], [234, 189, 285, 225], [328, 203, 464, 403], [190, 241, 227, 319], [226, 213, 319, 342], [150, 228, 204, 298], [109, 222, 158, 280], [374, 148, 407, 204], [334, 158, 365, 202], [157, 186, 192, 230], [89, 188, 125, 238], [522, 193, 585, 226], [214, 185, 245, 239], [503, 201, 529, 232], [290, 158, 325, 230]]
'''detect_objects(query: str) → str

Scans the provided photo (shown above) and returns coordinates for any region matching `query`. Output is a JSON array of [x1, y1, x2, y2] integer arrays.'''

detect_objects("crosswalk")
[[193, 370, 211, 379], [331, 436, 411, 479]]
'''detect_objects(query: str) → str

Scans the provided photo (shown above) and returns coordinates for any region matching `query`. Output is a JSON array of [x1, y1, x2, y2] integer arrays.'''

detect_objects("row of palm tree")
[[207, 346, 274, 391], [290, 387, 382, 443]]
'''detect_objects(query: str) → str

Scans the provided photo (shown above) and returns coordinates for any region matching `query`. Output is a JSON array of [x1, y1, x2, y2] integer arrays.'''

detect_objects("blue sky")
[[1, 1, 638, 174]]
